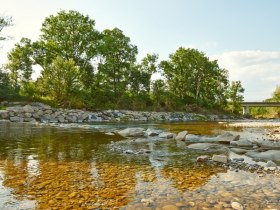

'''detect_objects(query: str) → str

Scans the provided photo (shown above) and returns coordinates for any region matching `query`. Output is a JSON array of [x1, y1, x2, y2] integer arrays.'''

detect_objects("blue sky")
[[1, 0, 280, 101]]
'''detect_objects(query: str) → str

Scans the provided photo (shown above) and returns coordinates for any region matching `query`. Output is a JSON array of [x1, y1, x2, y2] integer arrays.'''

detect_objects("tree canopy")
[[2, 10, 245, 114]]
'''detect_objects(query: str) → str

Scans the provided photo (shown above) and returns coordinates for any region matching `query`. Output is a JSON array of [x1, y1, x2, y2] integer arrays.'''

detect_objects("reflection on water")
[[0, 121, 279, 209]]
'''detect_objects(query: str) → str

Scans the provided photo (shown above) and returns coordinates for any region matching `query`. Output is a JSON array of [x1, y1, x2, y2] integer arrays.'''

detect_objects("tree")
[[35, 10, 100, 88], [0, 68, 15, 100], [227, 81, 245, 113], [38, 57, 82, 107], [151, 79, 168, 110], [96, 28, 138, 105], [0, 16, 13, 42], [5, 38, 34, 89], [160, 47, 229, 108]]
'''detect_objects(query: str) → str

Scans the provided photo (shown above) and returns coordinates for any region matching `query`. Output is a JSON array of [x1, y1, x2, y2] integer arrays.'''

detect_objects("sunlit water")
[[0, 121, 279, 209]]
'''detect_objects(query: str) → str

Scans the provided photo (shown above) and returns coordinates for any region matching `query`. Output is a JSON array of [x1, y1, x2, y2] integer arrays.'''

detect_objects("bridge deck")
[[241, 102, 280, 107]]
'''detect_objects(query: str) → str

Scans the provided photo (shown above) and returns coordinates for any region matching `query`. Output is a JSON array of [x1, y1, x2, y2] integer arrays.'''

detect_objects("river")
[[0, 120, 279, 209]]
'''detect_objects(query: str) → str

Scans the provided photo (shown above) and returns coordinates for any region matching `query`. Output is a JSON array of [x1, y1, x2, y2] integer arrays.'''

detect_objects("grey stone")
[[23, 105, 34, 113], [175, 131, 188, 141], [57, 116, 65, 123], [24, 117, 36, 122], [0, 110, 9, 119], [44, 109, 53, 114], [196, 155, 209, 162], [245, 150, 280, 161], [212, 154, 228, 163], [10, 116, 23, 122], [266, 160, 277, 167], [230, 139, 253, 147], [159, 132, 174, 139], [187, 143, 228, 152], [145, 128, 162, 136], [230, 148, 249, 154], [118, 128, 145, 137], [24, 112, 32, 118], [184, 134, 200, 142]]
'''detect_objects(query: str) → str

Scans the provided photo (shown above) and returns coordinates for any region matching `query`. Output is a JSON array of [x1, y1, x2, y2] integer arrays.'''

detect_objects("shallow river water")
[[0, 120, 279, 209]]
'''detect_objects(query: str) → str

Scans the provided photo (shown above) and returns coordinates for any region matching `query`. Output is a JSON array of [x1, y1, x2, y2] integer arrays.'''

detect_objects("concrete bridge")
[[241, 102, 280, 115]]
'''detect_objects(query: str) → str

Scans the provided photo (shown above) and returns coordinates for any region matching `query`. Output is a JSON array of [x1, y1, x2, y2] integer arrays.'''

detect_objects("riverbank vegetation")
[[251, 86, 280, 118], [1, 11, 244, 113]]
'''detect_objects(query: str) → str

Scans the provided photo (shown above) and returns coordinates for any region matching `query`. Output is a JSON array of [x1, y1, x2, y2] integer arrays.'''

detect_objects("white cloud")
[[211, 50, 280, 101]]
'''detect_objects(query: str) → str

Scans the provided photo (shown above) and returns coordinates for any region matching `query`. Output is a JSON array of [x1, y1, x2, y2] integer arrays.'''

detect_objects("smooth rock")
[[0, 110, 9, 119], [246, 150, 280, 161], [159, 132, 174, 139], [145, 128, 162, 136], [231, 202, 244, 210], [266, 160, 277, 167], [185, 134, 200, 142], [175, 131, 188, 141], [230, 148, 249, 154], [196, 155, 209, 162], [187, 143, 228, 152], [230, 139, 253, 147], [212, 154, 228, 163], [118, 128, 145, 137]]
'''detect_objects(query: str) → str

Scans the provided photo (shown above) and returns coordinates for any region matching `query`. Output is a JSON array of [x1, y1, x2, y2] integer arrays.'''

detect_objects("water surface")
[[0, 121, 279, 209]]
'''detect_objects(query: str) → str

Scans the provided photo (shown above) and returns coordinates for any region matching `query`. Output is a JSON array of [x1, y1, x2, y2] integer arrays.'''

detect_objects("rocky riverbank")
[[108, 126, 280, 176], [0, 102, 227, 123]]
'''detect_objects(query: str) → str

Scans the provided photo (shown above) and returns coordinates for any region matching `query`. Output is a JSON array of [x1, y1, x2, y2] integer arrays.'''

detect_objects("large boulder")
[[216, 132, 240, 144], [253, 139, 280, 149], [118, 128, 145, 137], [245, 150, 280, 162], [175, 131, 188, 141], [230, 139, 253, 148]]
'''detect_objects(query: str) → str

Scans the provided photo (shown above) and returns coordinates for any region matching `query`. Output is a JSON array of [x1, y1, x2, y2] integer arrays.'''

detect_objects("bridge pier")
[[242, 106, 250, 116]]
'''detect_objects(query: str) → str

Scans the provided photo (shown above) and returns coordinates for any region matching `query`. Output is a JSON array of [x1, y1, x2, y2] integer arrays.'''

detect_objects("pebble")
[[231, 202, 244, 210]]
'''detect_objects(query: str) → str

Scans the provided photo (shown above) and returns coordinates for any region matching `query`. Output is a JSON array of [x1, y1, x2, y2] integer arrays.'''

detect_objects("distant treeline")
[[1, 10, 244, 113]]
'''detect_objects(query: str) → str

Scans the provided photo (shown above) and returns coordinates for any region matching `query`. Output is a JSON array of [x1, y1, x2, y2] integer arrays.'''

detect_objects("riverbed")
[[0, 120, 279, 209]]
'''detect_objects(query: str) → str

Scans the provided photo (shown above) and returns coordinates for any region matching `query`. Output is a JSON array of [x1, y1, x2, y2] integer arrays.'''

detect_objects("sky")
[[1, 0, 280, 101]]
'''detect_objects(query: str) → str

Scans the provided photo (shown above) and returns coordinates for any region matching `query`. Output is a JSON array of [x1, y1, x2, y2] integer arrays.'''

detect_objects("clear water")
[[0, 121, 279, 209]]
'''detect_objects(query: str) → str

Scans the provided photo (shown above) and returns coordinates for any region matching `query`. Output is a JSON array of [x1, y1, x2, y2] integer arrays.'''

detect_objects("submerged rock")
[[231, 201, 244, 210], [187, 143, 228, 152]]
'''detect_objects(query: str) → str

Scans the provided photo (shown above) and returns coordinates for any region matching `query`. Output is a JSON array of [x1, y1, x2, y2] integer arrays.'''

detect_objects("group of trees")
[[251, 86, 280, 118], [1, 10, 244, 113]]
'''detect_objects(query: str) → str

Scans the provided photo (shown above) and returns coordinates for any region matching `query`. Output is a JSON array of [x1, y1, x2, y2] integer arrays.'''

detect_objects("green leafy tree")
[[0, 68, 16, 100], [96, 28, 138, 106], [35, 10, 100, 88], [227, 81, 245, 113], [151, 79, 168, 110], [5, 38, 34, 90], [160, 47, 229, 108], [39, 57, 82, 107]]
